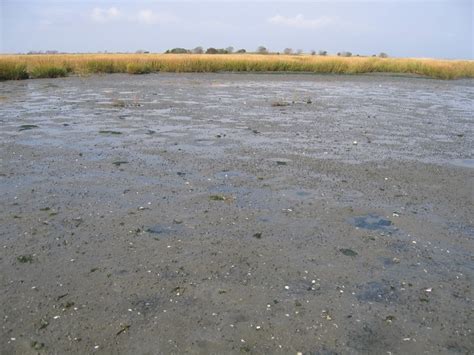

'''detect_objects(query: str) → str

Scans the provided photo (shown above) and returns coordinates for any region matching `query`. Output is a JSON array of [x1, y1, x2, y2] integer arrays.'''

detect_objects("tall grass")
[[0, 54, 473, 81], [0, 61, 28, 80], [29, 64, 68, 78]]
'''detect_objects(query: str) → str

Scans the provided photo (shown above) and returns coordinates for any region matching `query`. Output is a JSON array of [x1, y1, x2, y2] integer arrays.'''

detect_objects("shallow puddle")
[[351, 214, 394, 231]]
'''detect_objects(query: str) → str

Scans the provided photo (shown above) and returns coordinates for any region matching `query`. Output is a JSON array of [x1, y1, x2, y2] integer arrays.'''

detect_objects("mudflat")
[[1, 73, 472, 354]]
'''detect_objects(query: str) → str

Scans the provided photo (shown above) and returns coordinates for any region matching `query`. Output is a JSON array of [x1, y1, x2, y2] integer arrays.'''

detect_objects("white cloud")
[[90, 7, 177, 25], [90, 7, 121, 23], [134, 10, 178, 25], [268, 14, 337, 29]]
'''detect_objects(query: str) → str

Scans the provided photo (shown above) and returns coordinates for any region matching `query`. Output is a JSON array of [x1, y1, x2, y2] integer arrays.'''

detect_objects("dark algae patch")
[[339, 248, 358, 257], [99, 130, 122, 135], [112, 161, 129, 167], [30, 341, 45, 350], [19, 124, 39, 131], [209, 194, 227, 201], [17, 254, 34, 263]]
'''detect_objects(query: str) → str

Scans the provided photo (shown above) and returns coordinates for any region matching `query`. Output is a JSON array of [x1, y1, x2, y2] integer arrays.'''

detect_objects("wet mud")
[[0, 73, 473, 354]]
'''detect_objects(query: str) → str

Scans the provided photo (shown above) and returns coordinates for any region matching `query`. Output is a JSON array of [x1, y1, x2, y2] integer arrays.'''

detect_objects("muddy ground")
[[0, 73, 473, 354]]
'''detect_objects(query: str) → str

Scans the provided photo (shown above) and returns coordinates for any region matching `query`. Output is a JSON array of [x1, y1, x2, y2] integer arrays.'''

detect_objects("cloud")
[[91, 7, 121, 23], [268, 14, 337, 29], [134, 10, 178, 25], [90, 7, 177, 25]]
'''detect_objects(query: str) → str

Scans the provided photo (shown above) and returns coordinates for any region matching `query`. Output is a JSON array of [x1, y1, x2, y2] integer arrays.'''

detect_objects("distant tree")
[[226, 46, 234, 54], [236, 49, 246, 53], [168, 48, 189, 54], [296, 49, 303, 55], [217, 48, 228, 54], [283, 48, 293, 55], [206, 47, 219, 54], [193, 46, 204, 54], [340, 51, 352, 57], [135, 49, 148, 54], [257, 46, 268, 54], [310, 50, 316, 56], [318, 50, 328, 56], [379, 52, 389, 58], [337, 52, 341, 56]]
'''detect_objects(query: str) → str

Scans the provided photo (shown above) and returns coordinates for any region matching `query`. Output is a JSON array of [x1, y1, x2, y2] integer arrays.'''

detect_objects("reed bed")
[[1, 54, 473, 81]]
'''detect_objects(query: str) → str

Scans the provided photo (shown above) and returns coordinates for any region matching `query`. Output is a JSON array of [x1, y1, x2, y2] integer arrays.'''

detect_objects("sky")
[[1, 0, 473, 59]]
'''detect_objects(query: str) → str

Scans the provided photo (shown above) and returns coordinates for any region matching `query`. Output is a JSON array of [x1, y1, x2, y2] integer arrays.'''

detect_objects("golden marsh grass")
[[1, 54, 473, 80]]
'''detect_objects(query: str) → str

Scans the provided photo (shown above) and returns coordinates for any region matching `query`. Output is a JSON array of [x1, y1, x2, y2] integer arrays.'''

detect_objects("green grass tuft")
[[126, 62, 152, 74], [86, 60, 118, 74], [0, 62, 29, 81], [29, 65, 67, 78]]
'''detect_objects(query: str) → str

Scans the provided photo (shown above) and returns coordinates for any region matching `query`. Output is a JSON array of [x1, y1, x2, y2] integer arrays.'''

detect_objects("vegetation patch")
[[29, 65, 67, 78], [17, 254, 34, 263], [339, 248, 358, 257], [0, 62, 28, 81], [99, 130, 122, 135], [1, 54, 473, 81], [209, 194, 227, 201], [19, 124, 39, 131], [112, 161, 129, 166], [126, 62, 152, 74]]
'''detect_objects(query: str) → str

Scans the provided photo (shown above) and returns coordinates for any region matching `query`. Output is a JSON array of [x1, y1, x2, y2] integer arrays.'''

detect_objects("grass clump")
[[29, 65, 67, 78], [86, 60, 118, 74], [0, 61, 29, 81], [126, 62, 152, 74]]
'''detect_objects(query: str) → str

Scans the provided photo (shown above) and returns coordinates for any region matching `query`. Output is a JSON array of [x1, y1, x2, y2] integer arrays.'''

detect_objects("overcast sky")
[[1, 0, 472, 59]]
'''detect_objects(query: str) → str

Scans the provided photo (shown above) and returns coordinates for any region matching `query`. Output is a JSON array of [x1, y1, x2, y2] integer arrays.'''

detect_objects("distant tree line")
[[164, 46, 389, 58], [165, 46, 246, 54], [22, 47, 389, 58], [27, 50, 63, 55]]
